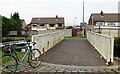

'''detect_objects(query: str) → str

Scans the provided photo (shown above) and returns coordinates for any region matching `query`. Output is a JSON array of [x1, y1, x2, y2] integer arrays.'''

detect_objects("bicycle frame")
[[0, 53, 18, 69], [11, 44, 32, 66], [1, 42, 36, 68], [0, 42, 42, 74]]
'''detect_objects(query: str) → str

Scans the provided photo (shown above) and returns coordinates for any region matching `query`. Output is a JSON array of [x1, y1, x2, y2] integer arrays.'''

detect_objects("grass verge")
[[64, 34, 86, 38]]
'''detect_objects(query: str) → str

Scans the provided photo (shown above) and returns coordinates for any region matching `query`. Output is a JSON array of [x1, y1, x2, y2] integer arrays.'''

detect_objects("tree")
[[11, 12, 22, 30], [2, 12, 22, 36], [2, 16, 10, 36]]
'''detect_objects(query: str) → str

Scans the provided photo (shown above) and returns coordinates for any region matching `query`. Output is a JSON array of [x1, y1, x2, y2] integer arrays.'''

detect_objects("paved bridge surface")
[[42, 38, 106, 66]]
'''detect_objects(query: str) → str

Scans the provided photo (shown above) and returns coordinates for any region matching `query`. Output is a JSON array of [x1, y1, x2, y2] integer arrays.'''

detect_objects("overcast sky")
[[0, 0, 119, 26]]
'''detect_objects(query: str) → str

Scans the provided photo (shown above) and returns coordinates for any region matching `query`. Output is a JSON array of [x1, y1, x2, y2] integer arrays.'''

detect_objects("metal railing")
[[87, 31, 114, 65]]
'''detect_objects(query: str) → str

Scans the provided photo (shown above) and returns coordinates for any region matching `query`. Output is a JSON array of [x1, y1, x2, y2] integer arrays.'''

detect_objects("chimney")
[[56, 15, 58, 19], [100, 10, 104, 17]]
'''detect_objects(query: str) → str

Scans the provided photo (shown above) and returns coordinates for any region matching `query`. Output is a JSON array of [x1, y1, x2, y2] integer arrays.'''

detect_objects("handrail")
[[32, 30, 64, 54], [87, 31, 114, 65]]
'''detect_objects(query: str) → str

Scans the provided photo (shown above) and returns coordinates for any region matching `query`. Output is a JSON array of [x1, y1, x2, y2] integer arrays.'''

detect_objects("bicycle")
[[0, 41, 42, 74]]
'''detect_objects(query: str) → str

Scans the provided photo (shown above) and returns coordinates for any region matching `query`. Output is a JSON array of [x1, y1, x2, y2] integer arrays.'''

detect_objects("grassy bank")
[[114, 37, 120, 57], [0, 48, 26, 62]]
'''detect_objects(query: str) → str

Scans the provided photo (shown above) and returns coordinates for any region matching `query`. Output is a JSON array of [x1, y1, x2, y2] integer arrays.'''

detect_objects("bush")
[[114, 37, 120, 57]]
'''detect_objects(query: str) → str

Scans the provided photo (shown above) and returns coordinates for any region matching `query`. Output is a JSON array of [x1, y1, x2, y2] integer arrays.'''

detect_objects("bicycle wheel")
[[0, 55, 18, 74], [28, 49, 41, 68]]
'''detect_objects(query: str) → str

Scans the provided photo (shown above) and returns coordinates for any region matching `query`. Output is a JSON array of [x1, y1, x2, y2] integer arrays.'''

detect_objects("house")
[[88, 13, 120, 26], [8, 19, 27, 36], [20, 19, 26, 35], [30, 15, 65, 30], [87, 13, 120, 37], [21, 19, 26, 30]]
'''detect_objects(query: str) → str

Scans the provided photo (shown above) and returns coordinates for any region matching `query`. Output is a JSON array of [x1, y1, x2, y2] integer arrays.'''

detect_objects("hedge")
[[114, 37, 120, 57], [2, 36, 31, 42]]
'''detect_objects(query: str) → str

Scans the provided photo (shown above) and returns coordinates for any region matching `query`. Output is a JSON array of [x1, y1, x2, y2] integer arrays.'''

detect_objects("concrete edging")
[[41, 62, 119, 70]]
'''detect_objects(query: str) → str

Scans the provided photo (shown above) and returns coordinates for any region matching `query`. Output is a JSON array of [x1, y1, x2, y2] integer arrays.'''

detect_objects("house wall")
[[104, 22, 120, 26], [32, 24, 47, 30], [22, 20, 26, 29], [88, 18, 96, 25], [61, 24, 65, 27], [94, 21, 120, 26], [31, 23, 64, 30], [32, 27, 47, 30]]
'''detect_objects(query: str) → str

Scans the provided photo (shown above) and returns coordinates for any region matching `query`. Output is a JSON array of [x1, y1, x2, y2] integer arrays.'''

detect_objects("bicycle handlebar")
[[2, 41, 36, 53]]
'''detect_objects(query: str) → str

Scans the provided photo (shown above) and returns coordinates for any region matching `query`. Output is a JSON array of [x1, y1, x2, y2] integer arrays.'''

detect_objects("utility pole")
[[83, 0, 85, 37], [83, 0, 84, 23], [74, 17, 77, 26]]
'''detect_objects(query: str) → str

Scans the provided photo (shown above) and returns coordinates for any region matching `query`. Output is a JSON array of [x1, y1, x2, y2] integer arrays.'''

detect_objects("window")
[[96, 22, 104, 25], [39, 24, 45, 26], [32, 24, 37, 27], [58, 23, 62, 27], [108, 22, 115, 25], [49, 24, 55, 27]]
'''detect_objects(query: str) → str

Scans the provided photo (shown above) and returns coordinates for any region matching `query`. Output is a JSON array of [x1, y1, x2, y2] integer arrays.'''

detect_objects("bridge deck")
[[42, 38, 106, 66]]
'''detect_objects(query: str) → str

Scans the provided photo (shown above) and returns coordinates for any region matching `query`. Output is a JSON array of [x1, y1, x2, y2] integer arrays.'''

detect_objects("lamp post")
[[74, 17, 77, 26], [83, 0, 86, 37], [99, 10, 104, 34]]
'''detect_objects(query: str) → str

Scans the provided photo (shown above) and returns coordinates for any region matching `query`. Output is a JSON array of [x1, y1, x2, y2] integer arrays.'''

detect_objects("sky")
[[0, 0, 119, 26]]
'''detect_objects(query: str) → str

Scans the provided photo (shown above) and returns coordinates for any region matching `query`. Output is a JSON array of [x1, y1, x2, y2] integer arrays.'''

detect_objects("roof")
[[31, 17, 64, 24], [21, 19, 25, 22], [89, 13, 120, 22]]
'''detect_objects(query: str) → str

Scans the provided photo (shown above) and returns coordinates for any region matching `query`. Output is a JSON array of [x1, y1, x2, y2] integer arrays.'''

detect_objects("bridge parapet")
[[87, 31, 114, 65], [32, 30, 64, 54]]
